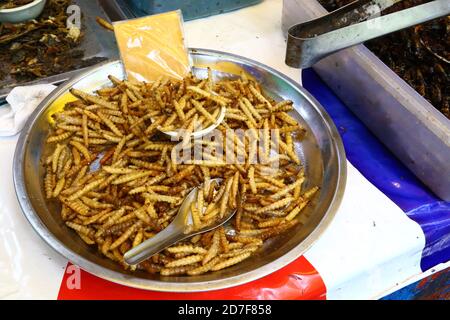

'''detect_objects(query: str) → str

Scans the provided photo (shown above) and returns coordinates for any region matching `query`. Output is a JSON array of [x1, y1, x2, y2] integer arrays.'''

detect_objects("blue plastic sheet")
[[302, 68, 450, 272]]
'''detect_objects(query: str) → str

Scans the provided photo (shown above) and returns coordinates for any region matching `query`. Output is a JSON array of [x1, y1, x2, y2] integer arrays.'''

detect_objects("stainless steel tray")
[[0, 0, 118, 99], [13, 49, 346, 292], [282, 0, 450, 200]]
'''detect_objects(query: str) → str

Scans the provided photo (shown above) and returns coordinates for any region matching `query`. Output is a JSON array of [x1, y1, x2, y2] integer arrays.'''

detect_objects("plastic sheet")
[[408, 202, 450, 271], [113, 10, 190, 83], [302, 68, 450, 273], [57, 257, 326, 300]]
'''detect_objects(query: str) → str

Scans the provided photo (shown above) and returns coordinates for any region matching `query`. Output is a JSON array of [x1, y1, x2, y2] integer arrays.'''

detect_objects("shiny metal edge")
[[13, 49, 346, 292]]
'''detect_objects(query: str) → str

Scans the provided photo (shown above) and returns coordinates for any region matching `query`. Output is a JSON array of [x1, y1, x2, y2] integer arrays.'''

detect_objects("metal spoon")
[[124, 178, 236, 266]]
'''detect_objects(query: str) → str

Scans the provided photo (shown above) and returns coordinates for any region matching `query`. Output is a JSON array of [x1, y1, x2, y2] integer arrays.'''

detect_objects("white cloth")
[[0, 84, 56, 136]]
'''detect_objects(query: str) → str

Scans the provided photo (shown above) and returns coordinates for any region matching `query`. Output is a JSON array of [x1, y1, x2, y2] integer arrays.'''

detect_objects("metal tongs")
[[285, 0, 450, 68]]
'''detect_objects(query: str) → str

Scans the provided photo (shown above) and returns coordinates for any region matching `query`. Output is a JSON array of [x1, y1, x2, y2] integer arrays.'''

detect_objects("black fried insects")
[[0, 0, 107, 89]]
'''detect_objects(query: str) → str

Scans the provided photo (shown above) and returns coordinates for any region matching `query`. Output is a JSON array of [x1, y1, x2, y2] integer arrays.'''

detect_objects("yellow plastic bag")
[[113, 10, 190, 83]]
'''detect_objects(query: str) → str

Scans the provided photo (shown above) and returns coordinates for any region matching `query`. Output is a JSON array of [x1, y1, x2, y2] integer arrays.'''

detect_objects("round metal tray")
[[13, 48, 346, 292]]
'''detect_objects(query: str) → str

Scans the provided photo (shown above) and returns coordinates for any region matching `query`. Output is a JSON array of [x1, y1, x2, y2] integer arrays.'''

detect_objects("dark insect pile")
[[318, 0, 449, 119], [0, 0, 106, 88]]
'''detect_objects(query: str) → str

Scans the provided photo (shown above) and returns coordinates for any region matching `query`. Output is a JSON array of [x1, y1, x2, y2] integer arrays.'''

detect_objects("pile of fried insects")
[[43, 71, 319, 276]]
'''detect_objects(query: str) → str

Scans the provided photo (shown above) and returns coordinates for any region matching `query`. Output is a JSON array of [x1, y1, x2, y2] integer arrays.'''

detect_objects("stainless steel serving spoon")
[[124, 178, 237, 266]]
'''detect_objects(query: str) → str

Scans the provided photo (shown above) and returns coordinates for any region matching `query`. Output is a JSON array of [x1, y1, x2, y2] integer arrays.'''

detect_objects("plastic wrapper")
[[113, 10, 191, 83]]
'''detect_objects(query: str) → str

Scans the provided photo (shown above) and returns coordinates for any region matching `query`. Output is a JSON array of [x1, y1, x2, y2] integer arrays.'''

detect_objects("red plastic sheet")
[[58, 256, 326, 300]]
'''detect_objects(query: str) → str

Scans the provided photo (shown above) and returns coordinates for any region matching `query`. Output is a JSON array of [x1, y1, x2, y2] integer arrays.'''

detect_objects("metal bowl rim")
[[13, 48, 346, 292], [0, 0, 45, 13]]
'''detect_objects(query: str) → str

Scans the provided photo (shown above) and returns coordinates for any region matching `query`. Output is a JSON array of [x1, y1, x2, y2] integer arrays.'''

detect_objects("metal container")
[[124, 0, 262, 21], [0, 0, 118, 99], [13, 49, 346, 292], [282, 0, 450, 200], [0, 0, 46, 23], [97, 0, 263, 22]]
